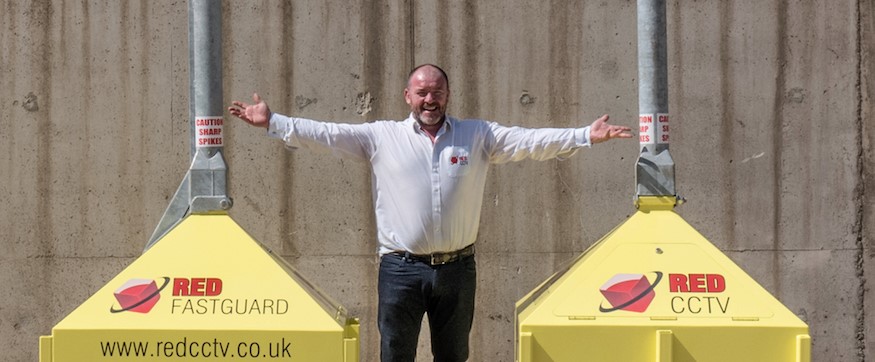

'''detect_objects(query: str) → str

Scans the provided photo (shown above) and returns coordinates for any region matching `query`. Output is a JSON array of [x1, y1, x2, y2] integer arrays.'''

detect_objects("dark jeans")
[[378, 253, 477, 362]]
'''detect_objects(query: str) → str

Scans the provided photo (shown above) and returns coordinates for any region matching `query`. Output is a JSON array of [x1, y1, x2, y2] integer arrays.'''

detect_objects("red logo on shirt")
[[450, 156, 468, 165]]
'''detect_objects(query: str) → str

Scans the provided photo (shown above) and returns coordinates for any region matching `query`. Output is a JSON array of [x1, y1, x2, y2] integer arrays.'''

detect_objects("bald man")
[[229, 64, 632, 362]]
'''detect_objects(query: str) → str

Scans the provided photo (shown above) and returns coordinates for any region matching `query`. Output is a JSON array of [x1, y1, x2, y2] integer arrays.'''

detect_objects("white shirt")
[[267, 113, 591, 256]]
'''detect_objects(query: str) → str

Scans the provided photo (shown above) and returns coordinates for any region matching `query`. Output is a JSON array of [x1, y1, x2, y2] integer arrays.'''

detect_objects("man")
[[229, 64, 632, 361]]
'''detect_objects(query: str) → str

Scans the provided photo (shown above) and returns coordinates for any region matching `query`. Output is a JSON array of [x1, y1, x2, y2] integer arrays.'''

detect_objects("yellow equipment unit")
[[39, 215, 360, 362], [515, 197, 810, 361]]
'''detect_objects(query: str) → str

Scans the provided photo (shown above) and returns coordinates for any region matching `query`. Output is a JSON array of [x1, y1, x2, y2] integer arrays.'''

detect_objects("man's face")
[[404, 67, 449, 126]]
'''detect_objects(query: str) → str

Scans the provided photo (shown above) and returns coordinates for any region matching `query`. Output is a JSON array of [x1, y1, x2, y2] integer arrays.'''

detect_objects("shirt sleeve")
[[484, 122, 591, 164], [266, 113, 375, 160]]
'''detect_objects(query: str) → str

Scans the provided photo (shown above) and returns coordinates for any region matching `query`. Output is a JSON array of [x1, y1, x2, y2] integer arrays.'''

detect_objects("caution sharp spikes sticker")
[[195, 117, 224, 147], [638, 114, 654, 145], [657, 113, 669, 144]]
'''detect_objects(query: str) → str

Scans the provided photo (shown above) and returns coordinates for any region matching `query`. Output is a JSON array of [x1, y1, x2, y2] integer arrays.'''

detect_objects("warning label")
[[639, 113, 670, 145], [657, 113, 669, 144], [196, 117, 224, 147], [639, 114, 655, 145]]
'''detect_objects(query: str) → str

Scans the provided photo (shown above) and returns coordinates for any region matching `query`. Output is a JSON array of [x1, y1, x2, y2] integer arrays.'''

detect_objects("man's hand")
[[589, 114, 633, 144], [228, 93, 271, 128]]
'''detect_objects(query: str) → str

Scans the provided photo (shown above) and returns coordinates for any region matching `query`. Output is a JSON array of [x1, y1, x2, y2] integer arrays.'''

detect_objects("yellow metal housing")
[[516, 199, 810, 361], [40, 214, 359, 361]]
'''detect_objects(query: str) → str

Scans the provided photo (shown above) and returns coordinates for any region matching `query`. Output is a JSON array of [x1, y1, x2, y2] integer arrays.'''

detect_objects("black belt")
[[392, 244, 475, 265]]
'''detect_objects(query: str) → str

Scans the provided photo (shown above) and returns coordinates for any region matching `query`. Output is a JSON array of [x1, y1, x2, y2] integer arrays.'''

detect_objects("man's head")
[[405, 64, 449, 127]]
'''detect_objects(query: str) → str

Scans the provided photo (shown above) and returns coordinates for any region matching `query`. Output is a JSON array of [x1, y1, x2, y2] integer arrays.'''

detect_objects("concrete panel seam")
[[502, 248, 855, 255], [724, 248, 858, 253], [6, 255, 138, 261], [770, 0, 788, 299], [854, 0, 867, 361]]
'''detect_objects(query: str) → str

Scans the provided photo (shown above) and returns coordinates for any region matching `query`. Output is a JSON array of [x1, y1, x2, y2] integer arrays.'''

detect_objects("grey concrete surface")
[[1, 0, 871, 361]]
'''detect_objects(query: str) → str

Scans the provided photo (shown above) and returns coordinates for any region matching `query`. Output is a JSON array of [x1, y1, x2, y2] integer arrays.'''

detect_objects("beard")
[[414, 108, 444, 126]]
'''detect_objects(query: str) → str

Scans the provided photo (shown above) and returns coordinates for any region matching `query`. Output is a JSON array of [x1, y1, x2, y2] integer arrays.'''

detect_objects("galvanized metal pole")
[[636, 0, 676, 199], [189, 0, 224, 160], [145, 0, 230, 250], [187, 0, 230, 213]]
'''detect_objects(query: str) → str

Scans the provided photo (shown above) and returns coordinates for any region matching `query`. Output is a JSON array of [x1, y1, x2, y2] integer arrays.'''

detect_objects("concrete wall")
[[1, 0, 870, 361]]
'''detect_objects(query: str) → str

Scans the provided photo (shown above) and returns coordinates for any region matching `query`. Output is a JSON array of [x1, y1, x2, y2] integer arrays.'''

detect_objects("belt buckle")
[[431, 253, 449, 265]]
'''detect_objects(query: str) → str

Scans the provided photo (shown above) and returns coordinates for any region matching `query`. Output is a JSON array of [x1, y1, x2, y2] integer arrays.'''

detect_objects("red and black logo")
[[110, 277, 224, 314]]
